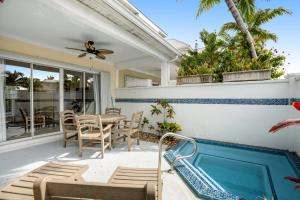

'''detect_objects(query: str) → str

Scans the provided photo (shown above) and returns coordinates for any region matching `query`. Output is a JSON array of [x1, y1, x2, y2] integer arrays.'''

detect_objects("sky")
[[129, 0, 300, 73]]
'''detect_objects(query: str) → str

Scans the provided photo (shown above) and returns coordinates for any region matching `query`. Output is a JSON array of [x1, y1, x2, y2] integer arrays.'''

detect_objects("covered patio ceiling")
[[0, 0, 180, 76]]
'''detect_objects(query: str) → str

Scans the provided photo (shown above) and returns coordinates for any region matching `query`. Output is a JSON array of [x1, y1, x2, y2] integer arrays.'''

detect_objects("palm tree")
[[5, 70, 24, 86], [197, 0, 258, 58], [221, 7, 291, 44]]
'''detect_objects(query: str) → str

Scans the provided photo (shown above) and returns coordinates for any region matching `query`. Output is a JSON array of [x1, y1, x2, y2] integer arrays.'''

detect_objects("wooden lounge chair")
[[60, 110, 78, 148], [76, 115, 113, 158], [114, 111, 143, 151], [33, 176, 156, 200], [0, 162, 88, 200], [108, 166, 161, 200], [105, 107, 121, 115]]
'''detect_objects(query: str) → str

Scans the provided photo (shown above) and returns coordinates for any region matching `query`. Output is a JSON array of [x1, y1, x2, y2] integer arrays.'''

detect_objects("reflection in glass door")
[[4, 60, 31, 140], [33, 64, 60, 135], [64, 70, 84, 114], [85, 73, 96, 114]]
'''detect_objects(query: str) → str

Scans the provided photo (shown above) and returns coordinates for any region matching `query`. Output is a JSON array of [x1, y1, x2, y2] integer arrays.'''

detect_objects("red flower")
[[293, 102, 300, 111]]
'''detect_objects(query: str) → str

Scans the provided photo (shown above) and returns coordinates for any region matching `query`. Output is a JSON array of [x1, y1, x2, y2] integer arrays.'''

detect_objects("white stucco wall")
[[116, 79, 300, 153]]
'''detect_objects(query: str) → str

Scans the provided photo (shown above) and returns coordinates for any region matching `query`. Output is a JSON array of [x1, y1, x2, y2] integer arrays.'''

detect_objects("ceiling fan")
[[65, 41, 113, 60]]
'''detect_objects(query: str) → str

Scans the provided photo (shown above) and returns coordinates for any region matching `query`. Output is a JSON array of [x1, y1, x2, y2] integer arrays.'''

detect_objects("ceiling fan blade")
[[96, 53, 106, 60], [65, 47, 87, 52], [78, 53, 87, 58], [97, 49, 114, 55]]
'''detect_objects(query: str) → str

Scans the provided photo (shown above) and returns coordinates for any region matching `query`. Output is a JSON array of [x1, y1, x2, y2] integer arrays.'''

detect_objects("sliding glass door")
[[33, 64, 60, 135], [4, 60, 31, 141], [0, 57, 101, 142]]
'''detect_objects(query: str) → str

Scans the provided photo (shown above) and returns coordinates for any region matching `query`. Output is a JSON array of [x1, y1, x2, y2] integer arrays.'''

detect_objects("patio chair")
[[114, 111, 143, 151], [33, 176, 156, 200], [60, 110, 78, 148], [105, 107, 121, 115], [20, 107, 46, 133], [76, 115, 113, 158]]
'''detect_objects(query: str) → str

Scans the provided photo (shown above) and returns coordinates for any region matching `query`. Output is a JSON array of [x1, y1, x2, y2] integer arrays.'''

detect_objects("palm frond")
[[252, 28, 277, 42], [220, 22, 240, 33], [235, 0, 255, 21], [253, 7, 292, 27], [197, 0, 221, 16]]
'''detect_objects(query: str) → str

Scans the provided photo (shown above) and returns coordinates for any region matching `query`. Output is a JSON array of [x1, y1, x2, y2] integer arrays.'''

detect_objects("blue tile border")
[[164, 139, 300, 200], [116, 98, 300, 105]]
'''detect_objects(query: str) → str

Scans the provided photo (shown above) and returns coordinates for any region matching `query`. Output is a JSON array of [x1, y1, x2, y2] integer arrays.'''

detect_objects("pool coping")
[[164, 138, 300, 200]]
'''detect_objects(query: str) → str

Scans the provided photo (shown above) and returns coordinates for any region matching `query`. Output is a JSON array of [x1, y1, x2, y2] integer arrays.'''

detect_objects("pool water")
[[197, 155, 272, 199], [165, 140, 300, 200]]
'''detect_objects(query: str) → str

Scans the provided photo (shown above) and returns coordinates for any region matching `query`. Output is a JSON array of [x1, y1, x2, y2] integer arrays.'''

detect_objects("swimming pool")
[[165, 139, 300, 200]]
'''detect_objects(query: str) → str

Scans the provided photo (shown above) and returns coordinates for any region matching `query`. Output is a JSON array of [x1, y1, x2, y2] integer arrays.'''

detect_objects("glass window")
[[4, 60, 31, 140], [64, 70, 84, 114], [33, 64, 60, 135]]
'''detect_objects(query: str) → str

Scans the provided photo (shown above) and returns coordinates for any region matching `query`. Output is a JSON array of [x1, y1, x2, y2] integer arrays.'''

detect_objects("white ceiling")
[[0, 0, 162, 76]]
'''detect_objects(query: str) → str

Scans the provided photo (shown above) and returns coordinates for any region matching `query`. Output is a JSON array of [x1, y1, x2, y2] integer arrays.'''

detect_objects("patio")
[[0, 139, 198, 200], [0, 0, 300, 199]]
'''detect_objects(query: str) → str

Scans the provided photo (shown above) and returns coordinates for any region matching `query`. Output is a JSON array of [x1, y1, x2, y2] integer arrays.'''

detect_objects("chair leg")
[[79, 139, 82, 157], [101, 139, 105, 159], [127, 135, 131, 151], [109, 134, 112, 150], [137, 131, 140, 145], [64, 133, 67, 148]]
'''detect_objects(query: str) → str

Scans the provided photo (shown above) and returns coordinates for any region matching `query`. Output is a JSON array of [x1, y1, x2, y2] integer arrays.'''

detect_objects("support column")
[[115, 68, 119, 88], [0, 58, 6, 142], [161, 62, 170, 86]]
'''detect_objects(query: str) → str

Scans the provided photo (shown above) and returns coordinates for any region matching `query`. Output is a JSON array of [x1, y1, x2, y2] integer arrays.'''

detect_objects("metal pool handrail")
[[157, 133, 198, 188]]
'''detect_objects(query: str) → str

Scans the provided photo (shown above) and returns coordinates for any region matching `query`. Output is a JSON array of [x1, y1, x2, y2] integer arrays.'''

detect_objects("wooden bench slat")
[[116, 172, 157, 177], [113, 175, 158, 181], [31, 170, 73, 177], [2, 185, 33, 196], [0, 191, 34, 200], [38, 166, 79, 173], [11, 181, 33, 189], [20, 177, 38, 183]]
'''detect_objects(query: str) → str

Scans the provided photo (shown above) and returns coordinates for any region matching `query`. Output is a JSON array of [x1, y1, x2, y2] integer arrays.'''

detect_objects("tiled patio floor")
[[0, 139, 198, 200]]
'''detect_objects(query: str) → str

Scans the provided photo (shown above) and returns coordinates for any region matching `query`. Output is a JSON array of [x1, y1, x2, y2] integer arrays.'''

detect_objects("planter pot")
[[222, 69, 271, 82], [177, 74, 213, 85]]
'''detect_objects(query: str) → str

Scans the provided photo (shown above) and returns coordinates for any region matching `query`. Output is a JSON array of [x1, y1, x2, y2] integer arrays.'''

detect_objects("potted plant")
[[177, 63, 213, 84], [177, 30, 222, 84], [220, 45, 285, 82], [143, 99, 182, 137]]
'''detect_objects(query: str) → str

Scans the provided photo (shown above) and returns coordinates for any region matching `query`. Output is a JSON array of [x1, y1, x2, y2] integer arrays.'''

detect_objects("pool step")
[[182, 159, 226, 192], [165, 149, 239, 200]]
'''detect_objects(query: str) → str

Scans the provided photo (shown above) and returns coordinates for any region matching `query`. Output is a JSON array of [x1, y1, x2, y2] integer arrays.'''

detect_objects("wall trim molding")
[[116, 98, 300, 105]]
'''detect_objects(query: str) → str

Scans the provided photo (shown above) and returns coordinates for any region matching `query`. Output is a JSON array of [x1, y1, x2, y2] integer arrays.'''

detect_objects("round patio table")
[[100, 114, 126, 124]]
